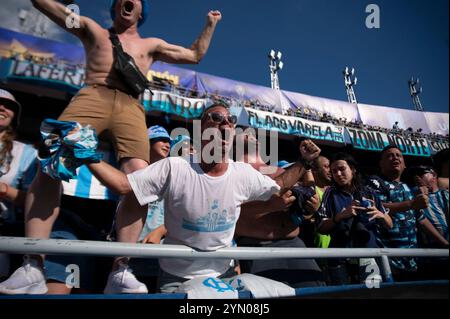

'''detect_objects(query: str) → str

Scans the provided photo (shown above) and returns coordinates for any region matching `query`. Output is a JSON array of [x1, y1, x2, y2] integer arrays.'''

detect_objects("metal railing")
[[0, 236, 448, 284]]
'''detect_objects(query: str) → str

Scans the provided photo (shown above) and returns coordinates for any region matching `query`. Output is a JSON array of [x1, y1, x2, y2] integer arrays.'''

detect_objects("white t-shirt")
[[128, 156, 280, 279]]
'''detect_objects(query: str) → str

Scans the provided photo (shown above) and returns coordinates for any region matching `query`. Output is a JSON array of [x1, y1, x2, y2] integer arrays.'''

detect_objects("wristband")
[[298, 157, 313, 170]]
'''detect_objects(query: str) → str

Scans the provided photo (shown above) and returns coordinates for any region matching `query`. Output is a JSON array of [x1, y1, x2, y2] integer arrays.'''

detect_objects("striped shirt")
[[367, 175, 425, 272], [422, 190, 449, 243], [0, 141, 37, 223], [61, 150, 118, 201]]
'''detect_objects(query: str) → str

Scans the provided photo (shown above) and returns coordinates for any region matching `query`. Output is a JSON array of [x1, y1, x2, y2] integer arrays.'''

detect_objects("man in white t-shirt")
[[86, 100, 321, 293]]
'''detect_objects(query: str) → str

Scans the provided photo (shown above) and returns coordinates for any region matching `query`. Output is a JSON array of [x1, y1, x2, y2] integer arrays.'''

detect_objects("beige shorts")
[[58, 85, 149, 163]]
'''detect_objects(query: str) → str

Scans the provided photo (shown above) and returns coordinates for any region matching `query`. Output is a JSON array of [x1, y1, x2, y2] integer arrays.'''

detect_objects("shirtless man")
[[0, 0, 221, 295], [234, 132, 325, 288]]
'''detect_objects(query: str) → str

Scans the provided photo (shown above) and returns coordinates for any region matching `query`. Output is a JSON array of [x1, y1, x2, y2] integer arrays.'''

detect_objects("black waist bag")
[[109, 29, 152, 97]]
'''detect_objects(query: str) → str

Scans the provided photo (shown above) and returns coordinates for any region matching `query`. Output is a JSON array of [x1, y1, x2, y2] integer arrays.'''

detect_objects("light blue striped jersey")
[[422, 190, 449, 243], [0, 141, 37, 223], [61, 150, 118, 201], [367, 175, 425, 272]]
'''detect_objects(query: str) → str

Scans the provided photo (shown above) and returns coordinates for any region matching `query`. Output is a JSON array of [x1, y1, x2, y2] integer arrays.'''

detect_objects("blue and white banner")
[[0, 58, 85, 94], [283, 90, 361, 123], [242, 108, 345, 144], [427, 139, 450, 155], [357, 103, 431, 134], [142, 89, 206, 119], [424, 112, 449, 137], [346, 127, 431, 157]]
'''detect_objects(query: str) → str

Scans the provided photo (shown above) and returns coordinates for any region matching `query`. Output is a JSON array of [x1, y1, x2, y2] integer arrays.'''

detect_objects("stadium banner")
[[142, 89, 206, 119], [346, 127, 431, 157], [358, 103, 431, 134], [423, 112, 449, 137], [0, 58, 85, 93], [0, 27, 85, 64], [150, 61, 204, 94], [0, 27, 85, 93], [427, 139, 449, 155], [282, 90, 361, 123], [241, 108, 345, 144], [197, 72, 289, 113]]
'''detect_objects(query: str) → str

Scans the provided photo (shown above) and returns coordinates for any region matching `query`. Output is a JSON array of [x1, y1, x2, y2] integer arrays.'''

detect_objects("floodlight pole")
[[408, 77, 424, 112], [343, 66, 358, 104], [269, 50, 283, 91]]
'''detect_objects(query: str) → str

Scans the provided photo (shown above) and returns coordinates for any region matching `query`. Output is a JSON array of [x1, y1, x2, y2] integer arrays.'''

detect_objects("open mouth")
[[122, 0, 135, 15]]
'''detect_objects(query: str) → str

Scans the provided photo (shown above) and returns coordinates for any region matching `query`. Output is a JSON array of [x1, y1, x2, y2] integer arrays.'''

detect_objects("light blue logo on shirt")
[[182, 200, 235, 232], [203, 278, 236, 293]]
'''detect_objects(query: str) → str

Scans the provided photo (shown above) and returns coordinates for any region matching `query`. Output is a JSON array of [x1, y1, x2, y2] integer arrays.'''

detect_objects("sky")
[[1, 0, 448, 114]]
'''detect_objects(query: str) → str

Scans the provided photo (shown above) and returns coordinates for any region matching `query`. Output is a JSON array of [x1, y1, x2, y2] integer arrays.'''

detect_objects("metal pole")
[[380, 255, 394, 283], [0, 237, 448, 260], [408, 78, 424, 112], [343, 67, 358, 104]]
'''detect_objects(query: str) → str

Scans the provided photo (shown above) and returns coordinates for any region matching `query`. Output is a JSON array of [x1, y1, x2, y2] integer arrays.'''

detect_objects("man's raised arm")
[[274, 139, 321, 192], [153, 11, 222, 64], [31, 0, 92, 38]]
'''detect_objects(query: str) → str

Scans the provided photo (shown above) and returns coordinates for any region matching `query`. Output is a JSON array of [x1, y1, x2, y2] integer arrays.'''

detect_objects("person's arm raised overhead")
[[153, 11, 222, 64], [274, 139, 321, 192], [31, 0, 95, 38]]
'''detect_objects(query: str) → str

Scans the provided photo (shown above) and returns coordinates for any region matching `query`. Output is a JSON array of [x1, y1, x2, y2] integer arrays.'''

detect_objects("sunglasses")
[[207, 112, 238, 125]]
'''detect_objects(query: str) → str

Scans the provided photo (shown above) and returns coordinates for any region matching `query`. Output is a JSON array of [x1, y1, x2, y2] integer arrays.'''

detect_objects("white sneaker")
[[104, 262, 148, 294], [0, 257, 47, 295]]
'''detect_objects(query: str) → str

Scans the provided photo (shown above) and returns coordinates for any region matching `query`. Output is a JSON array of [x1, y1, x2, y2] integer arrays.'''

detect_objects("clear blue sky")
[[6, 0, 449, 113]]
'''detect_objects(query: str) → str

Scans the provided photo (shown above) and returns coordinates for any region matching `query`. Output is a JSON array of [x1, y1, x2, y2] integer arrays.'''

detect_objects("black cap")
[[408, 165, 435, 177]]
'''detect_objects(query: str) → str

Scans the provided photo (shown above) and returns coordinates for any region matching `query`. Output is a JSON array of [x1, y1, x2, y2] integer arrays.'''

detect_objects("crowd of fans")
[[147, 79, 449, 142], [0, 88, 448, 295], [0, 0, 446, 298]]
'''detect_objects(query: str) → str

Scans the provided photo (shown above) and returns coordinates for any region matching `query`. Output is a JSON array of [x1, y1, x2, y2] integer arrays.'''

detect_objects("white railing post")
[[380, 255, 394, 283]]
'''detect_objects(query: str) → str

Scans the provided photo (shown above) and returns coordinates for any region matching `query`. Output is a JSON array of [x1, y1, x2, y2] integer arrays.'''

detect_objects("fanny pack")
[[109, 28, 152, 97]]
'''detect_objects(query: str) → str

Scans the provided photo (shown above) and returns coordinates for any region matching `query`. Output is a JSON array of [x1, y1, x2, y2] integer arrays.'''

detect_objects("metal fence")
[[0, 236, 448, 284]]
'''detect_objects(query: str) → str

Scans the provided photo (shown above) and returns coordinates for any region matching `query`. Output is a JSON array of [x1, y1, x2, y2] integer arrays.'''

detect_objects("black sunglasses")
[[207, 112, 238, 125]]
